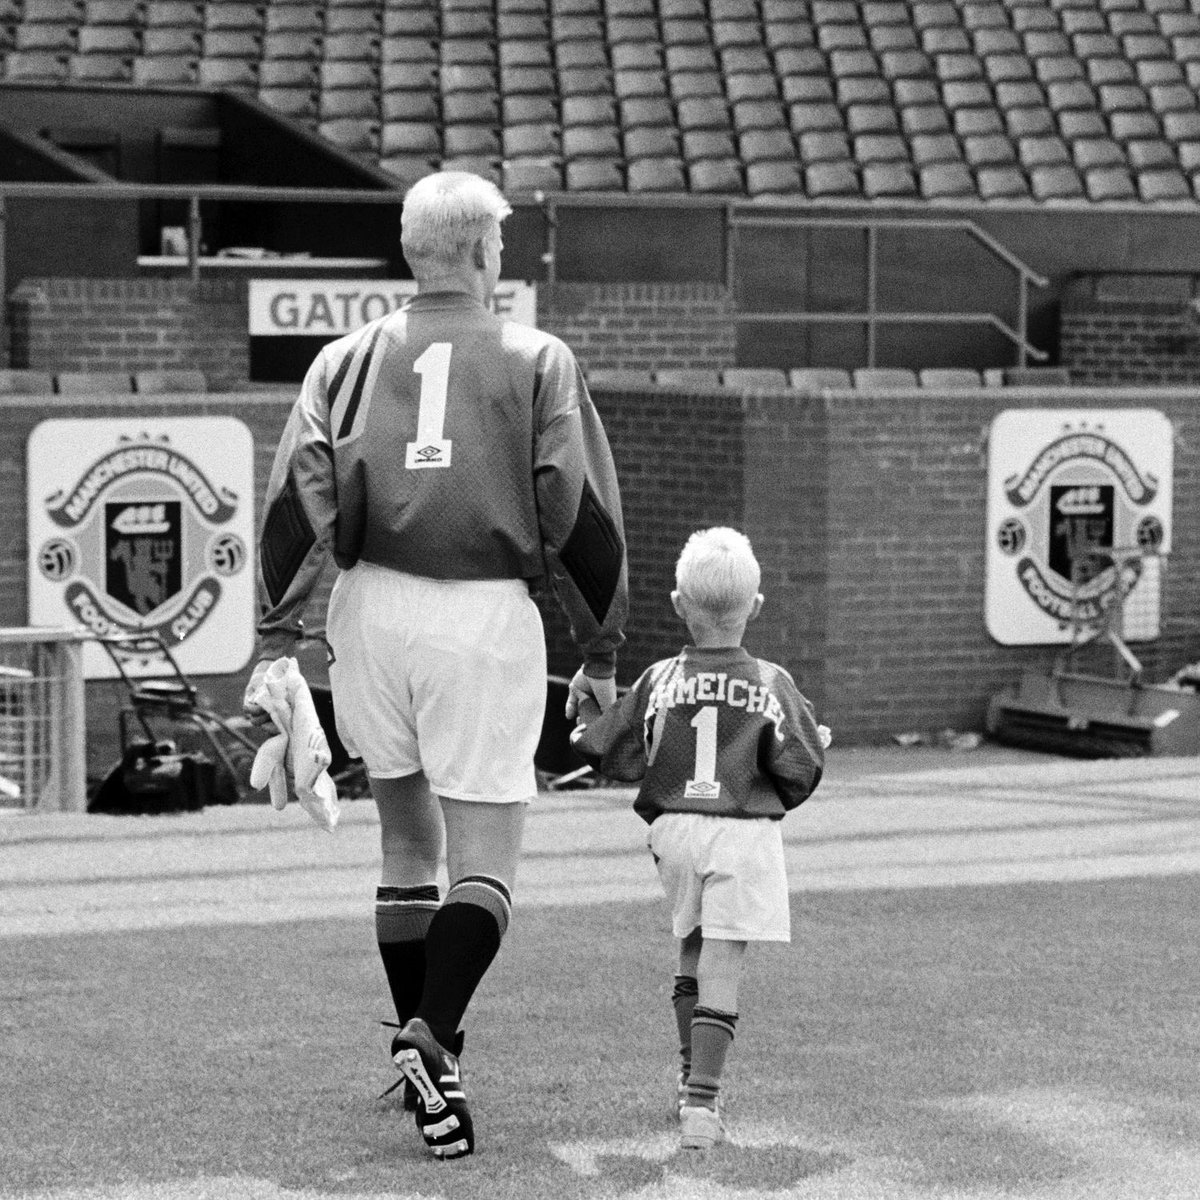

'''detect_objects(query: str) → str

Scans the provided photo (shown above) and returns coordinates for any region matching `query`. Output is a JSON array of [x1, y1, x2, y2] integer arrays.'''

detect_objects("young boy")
[[571, 527, 828, 1150]]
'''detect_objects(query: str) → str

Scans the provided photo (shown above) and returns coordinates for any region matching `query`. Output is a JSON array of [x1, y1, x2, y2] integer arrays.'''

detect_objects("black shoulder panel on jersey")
[[559, 477, 623, 623], [336, 325, 382, 441], [260, 468, 316, 606]]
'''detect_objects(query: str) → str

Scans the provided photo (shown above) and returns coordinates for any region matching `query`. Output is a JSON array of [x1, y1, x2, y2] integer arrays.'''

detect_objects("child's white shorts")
[[648, 811, 791, 942], [326, 561, 547, 803]]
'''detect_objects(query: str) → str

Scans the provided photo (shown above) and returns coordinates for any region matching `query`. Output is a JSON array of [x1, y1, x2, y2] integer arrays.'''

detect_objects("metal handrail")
[[730, 210, 1051, 366]]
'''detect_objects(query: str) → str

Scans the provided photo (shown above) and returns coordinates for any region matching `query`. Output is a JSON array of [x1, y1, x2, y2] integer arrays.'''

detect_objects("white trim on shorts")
[[326, 562, 547, 803], [649, 811, 791, 942]]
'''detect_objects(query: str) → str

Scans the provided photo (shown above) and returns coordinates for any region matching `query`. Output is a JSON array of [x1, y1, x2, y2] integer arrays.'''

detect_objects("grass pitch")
[[5, 866, 1200, 1200]]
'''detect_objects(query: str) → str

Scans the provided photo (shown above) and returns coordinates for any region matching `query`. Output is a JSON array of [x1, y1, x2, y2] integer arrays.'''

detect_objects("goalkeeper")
[[245, 170, 628, 1159]]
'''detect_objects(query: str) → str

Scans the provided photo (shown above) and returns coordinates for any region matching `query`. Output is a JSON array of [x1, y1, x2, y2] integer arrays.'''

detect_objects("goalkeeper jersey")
[[572, 645, 825, 823], [255, 291, 628, 675]]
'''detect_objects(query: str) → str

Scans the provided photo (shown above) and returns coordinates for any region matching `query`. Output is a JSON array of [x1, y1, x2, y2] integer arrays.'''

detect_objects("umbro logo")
[[684, 779, 722, 800], [416, 445, 443, 462]]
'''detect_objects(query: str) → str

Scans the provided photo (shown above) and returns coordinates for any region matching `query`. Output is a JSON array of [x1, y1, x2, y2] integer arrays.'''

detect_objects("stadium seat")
[[56, 371, 134, 394], [585, 368, 655, 388], [788, 367, 852, 390], [1002, 366, 1071, 386], [84, 0, 141, 23], [505, 95, 557, 125], [740, 128, 795, 163], [205, 5, 263, 33], [318, 118, 379, 153], [76, 25, 137, 55], [804, 161, 859, 196], [1019, 135, 1072, 168], [627, 157, 686, 191], [68, 53, 133, 80], [1074, 137, 1127, 169], [1136, 168, 1192, 200], [625, 126, 681, 159], [562, 125, 620, 158], [562, 94, 617, 126], [688, 158, 744, 192], [381, 123, 440, 158], [379, 154, 436, 185], [1110, 111, 1163, 140], [383, 90, 440, 122], [134, 369, 207, 394], [653, 368, 722, 388], [1127, 139, 1178, 170], [1085, 166, 1138, 199], [679, 97, 733, 132], [4, 51, 71, 80], [444, 125, 501, 157], [622, 98, 675, 128], [788, 103, 844, 136], [260, 86, 319, 119], [954, 108, 1006, 137], [1029, 163, 1085, 199], [845, 104, 901, 135], [142, 27, 200, 55], [853, 367, 918, 388], [198, 58, 258, 89], [565, 157, 624, 190], [746, 161, 803, 196], [502, 157, 562, 191], [918, 367, 983, 387], [721, 367, 788, 388], [1005, 106, 1056, 138], [782, 76, 835, 106], [132, 54, 198, 84], [799, 131, 851, 162], [977, 164, 1031, 198], [266, 6, 323, 36], [920, 161, 976, 197], [0, 370, 55, 395], [964, 134, 1018, 168], [1058, 110, 1108, 139], [901, 104, 952, 135], [504, 124, 559, 159]]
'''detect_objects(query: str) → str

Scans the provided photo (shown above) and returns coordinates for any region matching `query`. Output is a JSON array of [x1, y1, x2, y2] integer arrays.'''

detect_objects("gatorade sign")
[[984, 409, 1173, 645], [248, 280, 537, 383]]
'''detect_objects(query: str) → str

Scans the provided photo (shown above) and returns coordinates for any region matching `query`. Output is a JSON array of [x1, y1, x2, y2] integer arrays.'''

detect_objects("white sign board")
[[985, 409, 1173, 646], [248, 279, 537, 336], [28, 418, 256, 679]]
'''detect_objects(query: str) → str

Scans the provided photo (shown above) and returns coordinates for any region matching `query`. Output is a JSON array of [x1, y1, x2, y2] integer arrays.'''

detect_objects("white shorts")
[[326, 562, 547, 802], [649, 812, 791, 943]]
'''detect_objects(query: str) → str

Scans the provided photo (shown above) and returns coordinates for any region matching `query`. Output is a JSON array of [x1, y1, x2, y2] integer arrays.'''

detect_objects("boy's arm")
[[763, 678, 826, 811], [570, 681, 649, 782]]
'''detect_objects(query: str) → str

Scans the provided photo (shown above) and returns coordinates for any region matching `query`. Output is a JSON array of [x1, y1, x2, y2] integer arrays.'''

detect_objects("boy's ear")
[[747, 593, 764, 622], [671, 590, 686, 619]]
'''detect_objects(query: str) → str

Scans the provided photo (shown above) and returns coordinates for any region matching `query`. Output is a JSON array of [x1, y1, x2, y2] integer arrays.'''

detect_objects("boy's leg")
[[673, 928, 702, 1110], [686, 937, 746, 1113], [373, 773, 444, 1027]]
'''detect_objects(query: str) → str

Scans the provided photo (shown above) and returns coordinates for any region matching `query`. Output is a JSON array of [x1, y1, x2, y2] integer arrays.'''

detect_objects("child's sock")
[[375, 884, 440, 1024], [415, 875, 512, 1052], [672, 975, 699, 1078], [686, 1007, 739, 1110]]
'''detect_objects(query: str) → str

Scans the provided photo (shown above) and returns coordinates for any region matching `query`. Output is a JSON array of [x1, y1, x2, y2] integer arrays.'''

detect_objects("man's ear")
[[671, 590, 686, 620], [471, 237, 487, 270], [747, 593, 764, 622]]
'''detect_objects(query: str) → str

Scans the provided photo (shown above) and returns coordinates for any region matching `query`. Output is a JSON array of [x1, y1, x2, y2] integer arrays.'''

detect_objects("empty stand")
[[5, 0, 1200, 204], [55, 371, 135, 394]]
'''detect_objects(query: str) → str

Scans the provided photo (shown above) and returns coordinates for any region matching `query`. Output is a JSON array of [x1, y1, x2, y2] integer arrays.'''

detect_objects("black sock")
[[672, 975, 699, 1076], [415, 875, 512, 1052], [375, 884, 440, 1025]]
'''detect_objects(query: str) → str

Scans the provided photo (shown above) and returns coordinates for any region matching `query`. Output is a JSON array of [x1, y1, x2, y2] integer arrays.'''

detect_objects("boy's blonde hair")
[[675, 527, 762, 622], [401, 171, 512, 270]]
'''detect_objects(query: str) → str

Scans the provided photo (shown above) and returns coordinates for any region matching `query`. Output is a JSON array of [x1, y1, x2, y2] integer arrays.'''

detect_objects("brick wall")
[[821, 386, 1200, 739], [540, 282, 735, 374], [12, 382, 1195, 760], [7, 277, 734, 385], [9, 278, 250, 391], [1061, 274, 1200, 386]]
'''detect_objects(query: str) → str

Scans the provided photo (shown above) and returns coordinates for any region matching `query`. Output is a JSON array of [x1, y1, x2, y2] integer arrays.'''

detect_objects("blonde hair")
[[675, 527, 762, 622], [401, 171, 512, 270]]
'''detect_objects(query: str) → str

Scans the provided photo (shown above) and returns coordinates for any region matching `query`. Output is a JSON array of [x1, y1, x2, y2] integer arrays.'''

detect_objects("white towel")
[[249, 657, 340, 832]]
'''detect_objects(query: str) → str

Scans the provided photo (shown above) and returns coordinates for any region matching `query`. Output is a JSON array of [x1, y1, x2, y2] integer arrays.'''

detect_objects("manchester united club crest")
[[985, 410, 1173, 646], [27, 418, 256, 679]]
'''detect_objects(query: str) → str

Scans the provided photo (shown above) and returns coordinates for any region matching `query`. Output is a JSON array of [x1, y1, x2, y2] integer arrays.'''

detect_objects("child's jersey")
[[255, 291, 628, 676], [572, 645, 824, 824]]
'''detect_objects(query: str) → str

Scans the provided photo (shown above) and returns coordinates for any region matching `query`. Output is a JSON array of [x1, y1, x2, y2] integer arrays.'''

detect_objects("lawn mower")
[[987, 543, 1200, 758]]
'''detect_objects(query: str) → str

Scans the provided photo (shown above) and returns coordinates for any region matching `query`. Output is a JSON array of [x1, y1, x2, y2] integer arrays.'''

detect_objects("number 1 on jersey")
[[684, 705, 722, 800], [405, 342, 453, 470]]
